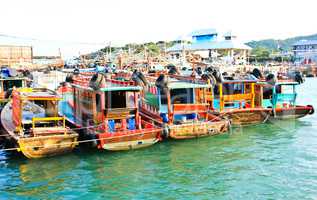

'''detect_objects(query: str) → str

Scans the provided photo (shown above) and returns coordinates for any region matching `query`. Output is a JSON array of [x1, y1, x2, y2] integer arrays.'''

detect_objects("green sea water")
[[1, 78, 317, 200]]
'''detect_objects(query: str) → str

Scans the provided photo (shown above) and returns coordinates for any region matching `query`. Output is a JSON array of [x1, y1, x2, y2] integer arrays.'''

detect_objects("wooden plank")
[[223, 93, 253, 101], [173, 103, 208, 114]]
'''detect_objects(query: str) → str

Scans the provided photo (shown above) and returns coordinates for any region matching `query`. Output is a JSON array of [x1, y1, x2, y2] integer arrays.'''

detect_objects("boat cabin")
[[11, 88, 66, 136], [261, 81, 298, 109], [64, 80, 143, 134], [141, 80, 211, 124], [209, 80, 258, 112]]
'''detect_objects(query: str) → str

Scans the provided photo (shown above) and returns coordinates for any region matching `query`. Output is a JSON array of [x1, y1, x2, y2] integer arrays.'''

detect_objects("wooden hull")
[[271, 105, 314, 120], [18, 134, 78, 159], [97, 128, 162, 151], [1, 101, 78, 159], [218, 108, 271, 126], [140, 107, 230, 140], [168, 120, 230, 139]]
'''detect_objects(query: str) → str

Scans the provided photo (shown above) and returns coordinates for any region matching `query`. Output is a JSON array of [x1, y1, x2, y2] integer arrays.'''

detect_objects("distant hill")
[[246, 33, 317, 51]]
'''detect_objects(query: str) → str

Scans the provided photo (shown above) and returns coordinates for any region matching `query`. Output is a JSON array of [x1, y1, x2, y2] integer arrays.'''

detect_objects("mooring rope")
[[0, 128, 161, 152], [0, 121, 162, 152]]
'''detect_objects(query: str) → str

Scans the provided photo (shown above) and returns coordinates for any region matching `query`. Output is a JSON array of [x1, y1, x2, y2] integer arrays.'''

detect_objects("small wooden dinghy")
[[1, 88, 78, 159]]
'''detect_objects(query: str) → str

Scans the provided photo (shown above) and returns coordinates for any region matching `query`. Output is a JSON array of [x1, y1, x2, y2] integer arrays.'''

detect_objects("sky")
[[1, 0, 316, 57]]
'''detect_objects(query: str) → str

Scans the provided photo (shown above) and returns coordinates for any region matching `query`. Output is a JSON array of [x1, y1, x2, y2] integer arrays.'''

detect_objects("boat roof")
[[167, 81, 211, 89], [222, 79, 258, 84], [100, 85, 142, 92], [258, 81, 299, 86], [73, 82, 142, 92], [17, 88, 61, 100], [275, 81, 299, 86], [0, 77, 27, 81]]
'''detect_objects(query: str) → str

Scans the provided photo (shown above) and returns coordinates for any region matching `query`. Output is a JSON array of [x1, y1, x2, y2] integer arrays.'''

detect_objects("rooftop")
[[293, 40, 317, 46], [191, 28, 217, 36], [73, 82, 142, 92], [167, 81, 211, 89], [167, 40, 251, 52]]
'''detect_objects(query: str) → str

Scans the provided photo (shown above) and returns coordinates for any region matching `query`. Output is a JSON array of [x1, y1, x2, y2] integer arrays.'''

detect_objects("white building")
[[167, 29, 251, 64]]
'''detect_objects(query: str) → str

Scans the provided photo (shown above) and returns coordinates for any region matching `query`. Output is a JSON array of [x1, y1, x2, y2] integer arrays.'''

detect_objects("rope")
[[0, 128, 161, 152], [0, 147, 20, 151]]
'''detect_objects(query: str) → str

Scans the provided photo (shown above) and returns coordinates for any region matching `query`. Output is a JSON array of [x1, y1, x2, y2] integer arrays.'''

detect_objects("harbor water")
[[1, 78, 317, 199]]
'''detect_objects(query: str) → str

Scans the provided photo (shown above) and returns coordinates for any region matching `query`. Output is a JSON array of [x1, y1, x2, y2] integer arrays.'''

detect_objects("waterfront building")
[[0, 45, 33, 67], [167, 29, 251, 64], [292, 40, 317, 64]]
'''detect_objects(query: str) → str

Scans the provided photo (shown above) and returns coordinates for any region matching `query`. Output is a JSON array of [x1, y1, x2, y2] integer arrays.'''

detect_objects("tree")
[[251, 47, 271, 63]]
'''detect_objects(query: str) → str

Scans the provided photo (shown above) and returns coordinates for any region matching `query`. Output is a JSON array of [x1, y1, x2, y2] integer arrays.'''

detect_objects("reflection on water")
[[0, 78, 317, 199]]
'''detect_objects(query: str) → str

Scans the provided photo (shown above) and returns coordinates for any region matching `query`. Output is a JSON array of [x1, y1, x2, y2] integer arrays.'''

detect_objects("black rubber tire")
[[307, 105, 314, 115]]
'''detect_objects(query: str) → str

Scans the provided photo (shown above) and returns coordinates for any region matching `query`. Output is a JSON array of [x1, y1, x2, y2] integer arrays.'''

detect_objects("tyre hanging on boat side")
[[294, 72, 304, 84], [89, 73, 105, 90], [155, 74, 168, 89], [65, 73, 74, 83], [266, 73, 276, 85], [307, 105, 314, 115], [251, 68, 263, 79]]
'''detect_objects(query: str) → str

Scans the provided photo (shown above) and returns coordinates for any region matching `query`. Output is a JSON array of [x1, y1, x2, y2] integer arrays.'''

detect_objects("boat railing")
[[173, 103, 209, 115], [274, 93, 297, 105], [104, 108, 137, 120], [72, 77, 90, 87], [220, 93, 255, 110], [222, 93, 254, 104], [17, 88, 33, 93], [32, 116, 67, 136], [140, 97, 159, 114], [105, 78, 136, 86]]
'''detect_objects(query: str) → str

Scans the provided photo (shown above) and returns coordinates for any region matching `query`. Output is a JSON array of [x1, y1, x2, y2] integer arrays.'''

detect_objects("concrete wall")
[[0, 45, 33, 66]]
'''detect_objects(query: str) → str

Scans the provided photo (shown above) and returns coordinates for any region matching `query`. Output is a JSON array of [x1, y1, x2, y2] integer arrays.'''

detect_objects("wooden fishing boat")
[[139, 76, 230, 139], [166, 72, 271, 126], [0, 88, 78, 158], [258, 81, 314, 119], [207, 80, 271, 126], [58, 73, 162, 151]]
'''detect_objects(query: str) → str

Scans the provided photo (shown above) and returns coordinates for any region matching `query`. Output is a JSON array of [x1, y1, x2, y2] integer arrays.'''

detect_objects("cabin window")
[[105, 91, 126, 108], [213, 83, 244, 97], [126, 92, 136, 108], [275, 85, 282, 94], [24, 100, 57, 118], [3, 80, 23, 91], [170, 88, 193, 104], [160, 88, 167, 105], [96, 93, 101, 112], [263, 86, 273, 99], [81, 91, 93, 112], [280, 85, 293, 94]]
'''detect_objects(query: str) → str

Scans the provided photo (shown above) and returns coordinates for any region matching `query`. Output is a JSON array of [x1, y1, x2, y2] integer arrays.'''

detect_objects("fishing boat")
[[208, 80, 271, 126], [0, 88, 78, 158], [58, 73, 162, 151], [259, 81, 314, 119], [161, 66, 271, 126], [0, 77, 28, 104], [0, 67, 30, 105], [139, 75, 230, 139]]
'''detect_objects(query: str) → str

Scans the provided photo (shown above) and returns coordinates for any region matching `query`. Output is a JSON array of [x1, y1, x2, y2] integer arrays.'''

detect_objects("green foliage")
[[247, 33, 317, 51], [250, 47, 271, 62]]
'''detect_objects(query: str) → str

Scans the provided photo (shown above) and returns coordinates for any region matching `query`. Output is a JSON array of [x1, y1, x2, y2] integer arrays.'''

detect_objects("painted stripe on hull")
[[102, 138, 159, 151]]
